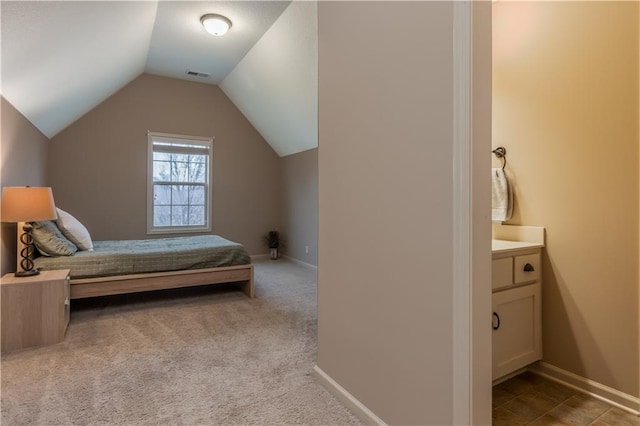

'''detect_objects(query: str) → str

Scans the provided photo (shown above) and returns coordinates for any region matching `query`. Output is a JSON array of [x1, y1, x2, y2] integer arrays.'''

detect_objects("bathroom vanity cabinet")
[[491, 226, 545, 381]]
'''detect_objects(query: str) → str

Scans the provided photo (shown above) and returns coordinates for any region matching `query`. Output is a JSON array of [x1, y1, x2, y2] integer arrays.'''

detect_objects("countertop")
[[492, 239, 544, 254]]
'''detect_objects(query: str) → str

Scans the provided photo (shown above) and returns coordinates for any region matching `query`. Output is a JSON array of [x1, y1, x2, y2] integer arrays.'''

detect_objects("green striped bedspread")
[[33, 235, 251, 279]]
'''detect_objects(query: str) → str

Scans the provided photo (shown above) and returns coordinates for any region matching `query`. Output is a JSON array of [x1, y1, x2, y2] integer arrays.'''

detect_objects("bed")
[[33, 235, 254, 299]]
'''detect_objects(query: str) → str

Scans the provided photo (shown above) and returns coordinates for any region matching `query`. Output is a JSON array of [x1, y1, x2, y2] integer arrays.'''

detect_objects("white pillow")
[[55, 207, 94, 251]]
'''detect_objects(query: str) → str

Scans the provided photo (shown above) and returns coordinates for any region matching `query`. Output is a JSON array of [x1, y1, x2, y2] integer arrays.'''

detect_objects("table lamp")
[[1, 187, 57, 277]]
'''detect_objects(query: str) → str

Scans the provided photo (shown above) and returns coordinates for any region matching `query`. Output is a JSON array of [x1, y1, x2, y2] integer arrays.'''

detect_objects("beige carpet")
[[1, 259, 362, 425]]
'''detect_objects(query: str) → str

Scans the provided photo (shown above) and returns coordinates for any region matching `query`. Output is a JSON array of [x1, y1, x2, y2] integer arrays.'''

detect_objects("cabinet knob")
[[524, 263, 535, 272], [492, 312, 501, 330]]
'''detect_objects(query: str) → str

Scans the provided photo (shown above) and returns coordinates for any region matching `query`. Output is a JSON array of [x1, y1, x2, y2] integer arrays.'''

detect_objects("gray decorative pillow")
[[32, 221, 78, 257]]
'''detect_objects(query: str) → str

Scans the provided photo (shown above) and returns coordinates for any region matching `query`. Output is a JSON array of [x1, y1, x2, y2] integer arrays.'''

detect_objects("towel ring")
[[492, 147, 507, 171]]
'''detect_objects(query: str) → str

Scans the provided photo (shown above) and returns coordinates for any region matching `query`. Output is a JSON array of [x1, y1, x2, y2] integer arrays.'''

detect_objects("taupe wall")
[[280, 148, 317, 266], [493, 2, 639, 396], [1, 97, 50, 275], [472, 3, 494, 422], [48, 74, 281, 255], [318, 2, 456, 424]]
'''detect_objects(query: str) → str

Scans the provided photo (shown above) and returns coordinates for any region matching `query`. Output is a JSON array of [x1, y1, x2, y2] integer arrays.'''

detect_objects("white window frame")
[[147, 131, 214, 235]]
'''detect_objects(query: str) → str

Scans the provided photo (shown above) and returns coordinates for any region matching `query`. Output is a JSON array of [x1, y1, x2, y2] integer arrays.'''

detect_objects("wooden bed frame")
[[69, 264, 254, 299]]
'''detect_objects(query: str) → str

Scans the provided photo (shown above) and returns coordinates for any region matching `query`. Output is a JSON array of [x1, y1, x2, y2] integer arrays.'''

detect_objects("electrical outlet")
[[305, 245, 309, 254]]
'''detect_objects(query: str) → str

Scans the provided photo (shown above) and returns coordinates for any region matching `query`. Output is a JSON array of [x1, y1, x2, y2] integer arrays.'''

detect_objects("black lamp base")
[[16, 223, 38, 278], [15, 268, 40, 277]]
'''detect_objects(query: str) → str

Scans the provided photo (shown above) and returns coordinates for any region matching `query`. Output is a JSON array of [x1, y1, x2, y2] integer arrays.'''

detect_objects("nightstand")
[[1, 269, 70, 353]]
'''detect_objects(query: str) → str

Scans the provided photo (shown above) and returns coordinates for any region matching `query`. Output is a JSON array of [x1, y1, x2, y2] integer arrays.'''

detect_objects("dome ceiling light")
[[200, 14, 232, 36]]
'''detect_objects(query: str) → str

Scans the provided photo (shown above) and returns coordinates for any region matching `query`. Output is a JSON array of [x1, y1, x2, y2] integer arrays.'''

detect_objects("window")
[[147, 132, 213, 234]]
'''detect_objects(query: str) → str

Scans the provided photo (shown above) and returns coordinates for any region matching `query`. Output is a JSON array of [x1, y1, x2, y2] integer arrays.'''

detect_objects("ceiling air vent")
[[186, 70, 210, 78]]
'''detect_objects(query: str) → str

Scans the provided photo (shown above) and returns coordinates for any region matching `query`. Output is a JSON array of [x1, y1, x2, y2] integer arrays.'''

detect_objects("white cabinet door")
[[492, 283, 542, 380]]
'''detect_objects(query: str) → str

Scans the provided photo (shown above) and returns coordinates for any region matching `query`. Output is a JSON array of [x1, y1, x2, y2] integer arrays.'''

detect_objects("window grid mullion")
[[153, 182, 207, 187]]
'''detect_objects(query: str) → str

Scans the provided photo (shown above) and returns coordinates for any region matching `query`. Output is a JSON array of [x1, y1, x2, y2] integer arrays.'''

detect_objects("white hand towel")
[[492, 168, 513, 223]]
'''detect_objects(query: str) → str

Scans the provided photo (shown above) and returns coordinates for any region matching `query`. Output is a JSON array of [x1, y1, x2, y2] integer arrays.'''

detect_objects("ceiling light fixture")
[[201, 14, 232, 36]]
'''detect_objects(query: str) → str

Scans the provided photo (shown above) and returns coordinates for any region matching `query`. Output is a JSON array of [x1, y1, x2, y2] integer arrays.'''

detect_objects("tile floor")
[[493, 372, 640, 426]]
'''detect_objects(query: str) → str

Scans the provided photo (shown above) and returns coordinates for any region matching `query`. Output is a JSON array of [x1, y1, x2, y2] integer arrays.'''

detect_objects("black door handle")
[[524, 263, 535, 272], [492, 312, 500, 330]]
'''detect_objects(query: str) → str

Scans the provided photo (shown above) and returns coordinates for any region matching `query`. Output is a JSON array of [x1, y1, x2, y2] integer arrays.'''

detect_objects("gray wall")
[[48, 74, 281, 255], [471, 3, 494, 422], [317, 2, 458, 424], [1, 97, 50, 275], [281, 148, 317, 266]]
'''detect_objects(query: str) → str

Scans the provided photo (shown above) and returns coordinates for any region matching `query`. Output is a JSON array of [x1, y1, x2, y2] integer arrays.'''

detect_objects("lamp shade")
[[1, 187, 57, 222]]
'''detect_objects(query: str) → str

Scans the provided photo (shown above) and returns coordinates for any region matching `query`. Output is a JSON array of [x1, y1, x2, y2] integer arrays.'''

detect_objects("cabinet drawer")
[[492, 258, 513, 290], [514, 253, 540, 284]]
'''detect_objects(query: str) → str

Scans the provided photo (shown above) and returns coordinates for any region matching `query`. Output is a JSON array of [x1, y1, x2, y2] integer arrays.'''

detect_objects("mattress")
[[33, 235, 251, 279]]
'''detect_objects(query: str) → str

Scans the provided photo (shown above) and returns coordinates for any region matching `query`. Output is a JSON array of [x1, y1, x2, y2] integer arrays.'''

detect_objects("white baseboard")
[[251, 254, 318, 270], [528, 362, 640, 416], [312, 365, 386, 425], [281, 255, 318, 270]]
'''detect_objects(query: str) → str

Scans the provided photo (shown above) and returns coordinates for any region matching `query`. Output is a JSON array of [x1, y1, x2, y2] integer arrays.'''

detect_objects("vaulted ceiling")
[[1, 1, 317, 157]]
